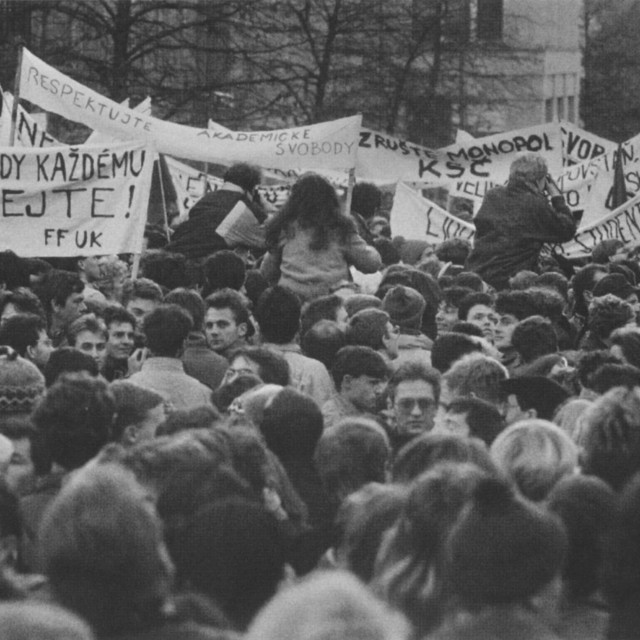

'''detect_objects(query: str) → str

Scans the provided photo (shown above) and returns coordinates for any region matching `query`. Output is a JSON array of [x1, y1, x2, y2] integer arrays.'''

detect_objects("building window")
[[556, 96, 565, 120], [567, 96, 576, 122], [545, 99, 553, 122], [477, 0, 503, 41]]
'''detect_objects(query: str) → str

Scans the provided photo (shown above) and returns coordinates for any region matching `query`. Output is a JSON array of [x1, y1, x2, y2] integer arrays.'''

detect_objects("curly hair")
[[265, 173, 354, 251]]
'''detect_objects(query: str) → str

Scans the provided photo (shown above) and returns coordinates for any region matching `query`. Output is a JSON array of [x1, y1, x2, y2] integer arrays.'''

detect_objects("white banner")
[[357, 123, 563, 187], [0, 90, 60, 147], [561, 122, 616, 165], [0, 141, 154, 257], [390, 182, 475, 245], [555, 192, 640, 259], [19, 48, 361, 171]]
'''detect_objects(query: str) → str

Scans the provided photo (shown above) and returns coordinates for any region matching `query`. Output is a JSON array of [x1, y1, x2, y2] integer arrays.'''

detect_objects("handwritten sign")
[[0, 141, 154, 256]]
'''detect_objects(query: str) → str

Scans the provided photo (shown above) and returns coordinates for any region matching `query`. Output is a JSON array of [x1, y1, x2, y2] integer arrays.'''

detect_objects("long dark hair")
[[266, 173, 355, 251]]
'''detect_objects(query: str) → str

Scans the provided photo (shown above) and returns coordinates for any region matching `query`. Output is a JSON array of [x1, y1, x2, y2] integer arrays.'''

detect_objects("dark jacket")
[[167, 186, 267, 260], [466, 184, 578, 290]]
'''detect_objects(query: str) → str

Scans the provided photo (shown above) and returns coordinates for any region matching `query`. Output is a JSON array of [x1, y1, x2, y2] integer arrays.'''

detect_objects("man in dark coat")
[[466, 153, 580, 290], [167, 162, 267, 260]]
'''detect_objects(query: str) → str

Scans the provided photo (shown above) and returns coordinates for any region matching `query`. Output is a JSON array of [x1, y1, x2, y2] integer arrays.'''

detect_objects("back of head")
[[592, 238, 624, 264], [494, 289, 538, 320], [223, 163, 262, 192], [392, 432, 495, 483], [547, 474, 616, 600], [435, 238, 471, 266], [490, 419, 579, 502], [259, 387, 323, 460], [346, 308, 390, 351], [139, 249, 188, 291], [446, 397, 505, 446], [508, 152, 547, 188], [502, 375, 569, 421], [352, 182, 383, 219], [443, 353, 508, 407], [444, 475, 566, 606], [109, 381, 164, 442], [590, 363, 640, 394], [431, 332, 482, 373], [203, 250, 246, 293], [453, 271, 484, 292], [588, 294, 634, 340], [301, 319, 346, 370], [255, 286, 300, 344], [511, 315, 558, 363], [246, 570, 409, 640], [580, 387, 640, 490], [143, 303, 193, 357], [32, 373, 115, 471], [121, 277, 163, 307], [314, 417, 390, 503], [39, 464, 171, 636], [0, 601, 94, 640], [300, 294, 343, 336], [164, 287, 205, 331], [382, 285, 426, 332], [177, 497, 286, 630], [43, 348, 98, 388], [331, 346, 389, 390], [0, 312, 46, 358], [611, 327, 640, 369]]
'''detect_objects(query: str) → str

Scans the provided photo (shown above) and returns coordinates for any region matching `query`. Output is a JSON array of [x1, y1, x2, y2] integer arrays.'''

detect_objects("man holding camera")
[[466, 153, 581, 290]]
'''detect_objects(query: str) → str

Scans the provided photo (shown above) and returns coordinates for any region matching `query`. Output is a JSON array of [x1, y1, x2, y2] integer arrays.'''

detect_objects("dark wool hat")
[[259, 387, 323, 459], [347, 309, 390, 350], [0, 347, 45, 414], [592, 274, 638, 300], [382, 285, 425, 331], [501, 376, 569, 421], [445, 477, 567, 605]]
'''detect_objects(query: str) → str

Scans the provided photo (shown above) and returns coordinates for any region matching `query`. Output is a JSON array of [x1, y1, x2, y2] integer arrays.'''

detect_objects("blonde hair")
[[490, 419, 579, 501], [247, 570, 409, 640]]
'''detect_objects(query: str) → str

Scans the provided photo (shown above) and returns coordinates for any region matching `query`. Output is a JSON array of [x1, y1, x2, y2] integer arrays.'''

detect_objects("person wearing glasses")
[[386, 361, 441, 452]]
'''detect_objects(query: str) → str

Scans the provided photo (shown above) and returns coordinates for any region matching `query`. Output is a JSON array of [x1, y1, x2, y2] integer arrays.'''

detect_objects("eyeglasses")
[[396, 398, 435, 413]]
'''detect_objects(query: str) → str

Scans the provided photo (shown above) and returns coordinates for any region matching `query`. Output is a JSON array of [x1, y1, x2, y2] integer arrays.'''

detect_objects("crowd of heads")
[[1, 168, 640, 640]]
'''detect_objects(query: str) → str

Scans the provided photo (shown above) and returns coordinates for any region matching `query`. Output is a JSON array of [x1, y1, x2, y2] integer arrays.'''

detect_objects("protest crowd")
[[5, 50, 640, 640]]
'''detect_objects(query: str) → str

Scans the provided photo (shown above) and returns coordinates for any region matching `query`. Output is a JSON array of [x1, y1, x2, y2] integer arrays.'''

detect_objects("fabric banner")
[[561, 122, 616, 165], [85, 97, 151, 144], [357, 123, 563, 187], [0, 141, 154, 257], [556, 192, 640, 259], [19, 48, 361, 171], [390, 182, 475, 244], [0, 90, 60, 147]]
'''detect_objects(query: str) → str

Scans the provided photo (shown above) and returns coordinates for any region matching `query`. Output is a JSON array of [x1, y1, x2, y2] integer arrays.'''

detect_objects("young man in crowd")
[[323, 345, 388, 429], [66, 314, 108, 371], [385, 361, 441, 452], [0, 313, 53, 372], [204, 288, 253, 360], [102, 306, 137, 381], [121, 277, 164, 331]]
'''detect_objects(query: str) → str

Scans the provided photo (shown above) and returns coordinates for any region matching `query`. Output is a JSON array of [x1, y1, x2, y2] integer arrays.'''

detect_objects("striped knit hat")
[[0, 347, 45, 414]]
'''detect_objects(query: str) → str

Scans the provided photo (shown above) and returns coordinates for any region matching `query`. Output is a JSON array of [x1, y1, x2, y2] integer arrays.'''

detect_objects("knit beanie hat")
[[347, 309, 390, 350], [445, 476, 567, 605], [382, 285, 425, 331], [0, 347, 45, 414]]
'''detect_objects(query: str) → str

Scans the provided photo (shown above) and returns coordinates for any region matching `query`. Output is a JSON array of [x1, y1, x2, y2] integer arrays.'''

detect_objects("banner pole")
[[344, 167, 356, 216], [156, 154, 171, 240], [8, 45, 24, 146], [131, 253, 141, 280]]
